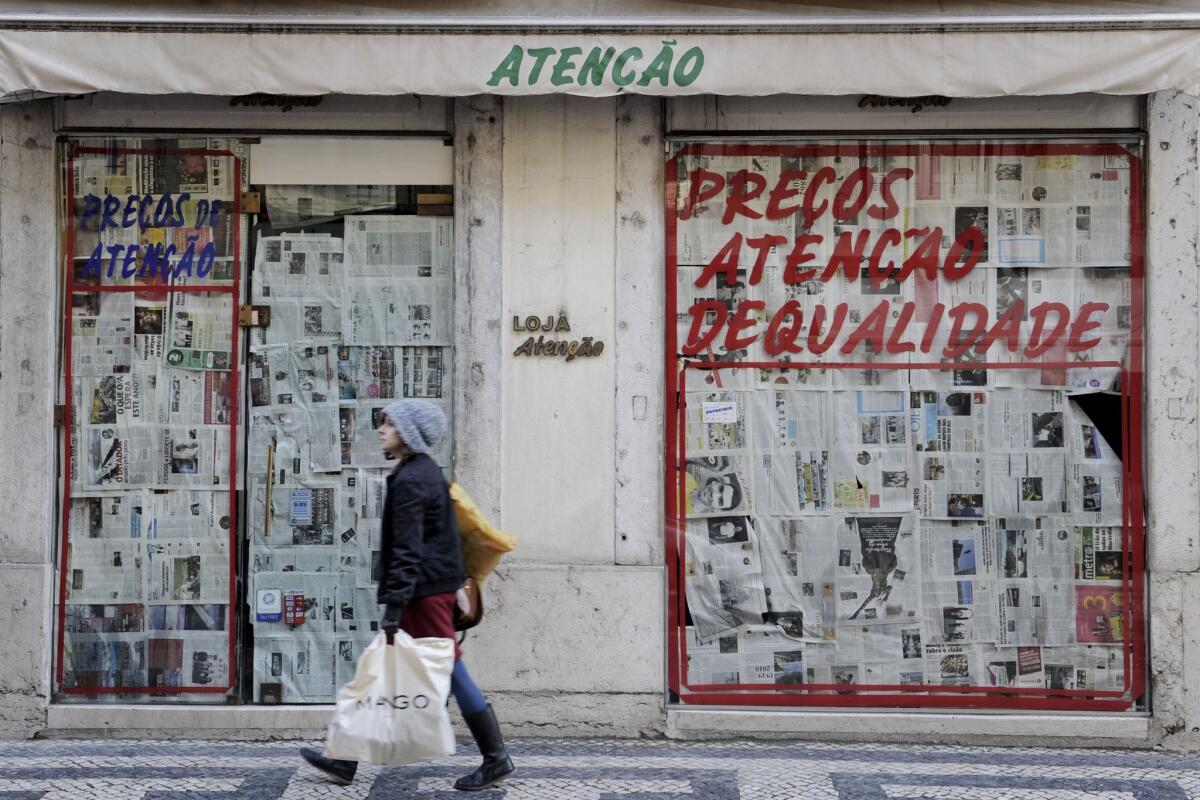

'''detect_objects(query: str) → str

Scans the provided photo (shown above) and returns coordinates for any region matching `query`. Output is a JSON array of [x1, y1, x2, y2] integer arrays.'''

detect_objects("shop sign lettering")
[[487, 40, 704, 89], [76, 192, 225, 281], [858, 95, 952, 114], [229, 93, 323, 113], [512, 313, 604, 361], [680, 167, 1110, 359]]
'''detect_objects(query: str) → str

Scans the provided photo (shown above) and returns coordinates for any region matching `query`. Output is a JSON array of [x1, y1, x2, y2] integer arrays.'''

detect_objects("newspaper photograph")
[[133, 295, 167, 366], [684, 455, 753, 517], [148, 603, 228, 632], [67, 602, 145, 635]]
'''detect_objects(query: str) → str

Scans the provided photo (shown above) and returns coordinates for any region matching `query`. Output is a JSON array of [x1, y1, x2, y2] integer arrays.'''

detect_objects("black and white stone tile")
[[0, 739, 1198, 799]]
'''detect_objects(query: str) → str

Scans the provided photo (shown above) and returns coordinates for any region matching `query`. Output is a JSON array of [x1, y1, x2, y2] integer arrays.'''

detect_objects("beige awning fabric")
[[2, 3, 1200, 98]]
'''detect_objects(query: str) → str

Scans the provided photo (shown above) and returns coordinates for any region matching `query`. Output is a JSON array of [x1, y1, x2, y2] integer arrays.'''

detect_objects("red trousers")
[[398, 591, 461, 660]]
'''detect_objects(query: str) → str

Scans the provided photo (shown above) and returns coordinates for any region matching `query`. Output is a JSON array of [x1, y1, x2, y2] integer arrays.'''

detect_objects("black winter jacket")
[[376, 453, 465, 607]]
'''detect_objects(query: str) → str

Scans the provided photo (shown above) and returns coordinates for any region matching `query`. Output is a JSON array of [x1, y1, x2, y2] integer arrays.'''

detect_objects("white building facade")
[[0, 0, 1199, 748]]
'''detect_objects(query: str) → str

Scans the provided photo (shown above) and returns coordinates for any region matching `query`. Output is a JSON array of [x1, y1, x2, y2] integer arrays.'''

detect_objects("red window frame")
[[663, 141, 1146, 711], [56, 146, 243, 695]]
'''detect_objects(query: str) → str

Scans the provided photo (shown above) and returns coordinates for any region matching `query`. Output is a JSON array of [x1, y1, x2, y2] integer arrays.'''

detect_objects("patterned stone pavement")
[[1, 738, 1199, 799]]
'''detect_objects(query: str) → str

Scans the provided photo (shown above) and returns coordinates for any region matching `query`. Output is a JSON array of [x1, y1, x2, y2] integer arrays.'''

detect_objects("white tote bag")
[[323, 631, 457, 765]]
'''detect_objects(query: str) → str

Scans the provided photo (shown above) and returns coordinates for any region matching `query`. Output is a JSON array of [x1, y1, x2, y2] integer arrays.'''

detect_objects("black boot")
[[300, 747, 358, 785], [454, 705, 515, 791]]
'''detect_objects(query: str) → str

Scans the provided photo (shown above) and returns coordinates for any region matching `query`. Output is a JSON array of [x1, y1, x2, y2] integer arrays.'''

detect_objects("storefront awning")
[[3, 1, 1200, 97]]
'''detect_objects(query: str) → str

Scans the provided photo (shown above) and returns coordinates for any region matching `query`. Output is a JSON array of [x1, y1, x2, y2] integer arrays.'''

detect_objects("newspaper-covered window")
[[667, 140, 1145, 711], [245, 185, 454, 703], [57, 138, 248, 698]]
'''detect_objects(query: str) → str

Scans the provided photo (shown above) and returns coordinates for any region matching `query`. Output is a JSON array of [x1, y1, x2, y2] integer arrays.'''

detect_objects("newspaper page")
[[919, 520, 998, 644], [264, 185, 395, 228], [922, 642, 978, 687], [830, 391, 914, 512], [977, 644, 1047, 688], [994, 520, 1076, 647], [1075, 584, 1126, 645], [82, 423, 158, 490], [756, 516, 838, 641], [685, 626, 742, 685], [251, 232, 346, 345], [835, 515, 920, 626], [990, 451, 1069, 517], [1075, 526, 1125, 582], [71, 292, 134, 377], [67, 539, 143, 603], [164, 287, 233, 371], [747, 390, 830, 514], [63, 633, 146, 689], [917, 451, 987, 519], [143, 538, 230, 604], [1069, 402, 1124, 526], [989, 389, 1068, 450], [910, 390, 986, 452], [145, 490, 229, 542], [1041, 644, 1125, 689], [683, 517, 768, 641], [342, 279, 452, 347], [67, 494, 144, 541]]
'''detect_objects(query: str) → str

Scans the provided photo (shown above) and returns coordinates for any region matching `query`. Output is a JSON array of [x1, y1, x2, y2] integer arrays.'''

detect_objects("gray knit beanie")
[[380, 399, 447, 454]]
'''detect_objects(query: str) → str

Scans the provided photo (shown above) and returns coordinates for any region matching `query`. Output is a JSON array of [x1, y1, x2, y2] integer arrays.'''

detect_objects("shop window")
[[666, 139, 1145, 711], [55, 136, 454, 702]]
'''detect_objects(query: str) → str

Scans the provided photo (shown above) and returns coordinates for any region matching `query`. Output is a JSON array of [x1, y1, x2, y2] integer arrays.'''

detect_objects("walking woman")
[[301, 399, 515, 791]]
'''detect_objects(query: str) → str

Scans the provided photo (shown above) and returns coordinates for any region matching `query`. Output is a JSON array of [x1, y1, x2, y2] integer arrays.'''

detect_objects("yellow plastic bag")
[[450, 482, 517, 583]]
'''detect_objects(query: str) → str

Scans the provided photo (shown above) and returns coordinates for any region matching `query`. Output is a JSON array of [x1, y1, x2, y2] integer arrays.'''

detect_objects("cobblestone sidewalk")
[[1, 738, 1199, 799]]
